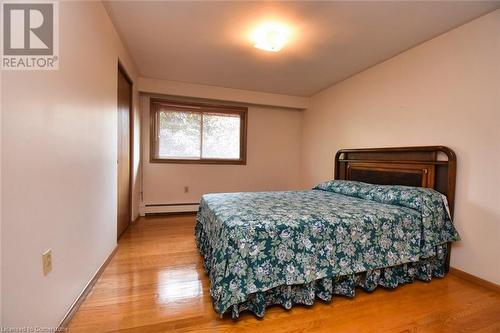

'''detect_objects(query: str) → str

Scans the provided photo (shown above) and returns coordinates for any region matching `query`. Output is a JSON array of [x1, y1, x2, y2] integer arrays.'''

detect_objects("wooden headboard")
[[334, 146, 456, 271], [335, 146, 456, 216]]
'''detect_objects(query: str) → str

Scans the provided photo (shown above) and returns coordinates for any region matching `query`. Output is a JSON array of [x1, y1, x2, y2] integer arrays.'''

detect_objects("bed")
[[195, 146, 460, 318]]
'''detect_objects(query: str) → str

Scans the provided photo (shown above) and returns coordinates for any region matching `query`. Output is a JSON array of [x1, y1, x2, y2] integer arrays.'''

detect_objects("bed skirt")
[[195, 221, 448, 319]]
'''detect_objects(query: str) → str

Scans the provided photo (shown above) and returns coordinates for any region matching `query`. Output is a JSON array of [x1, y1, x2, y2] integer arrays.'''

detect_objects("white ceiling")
[[104, 1, 500, 97]]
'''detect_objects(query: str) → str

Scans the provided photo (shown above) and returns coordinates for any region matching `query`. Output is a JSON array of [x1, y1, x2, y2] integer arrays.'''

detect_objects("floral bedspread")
[[195, 180, 460, 317]]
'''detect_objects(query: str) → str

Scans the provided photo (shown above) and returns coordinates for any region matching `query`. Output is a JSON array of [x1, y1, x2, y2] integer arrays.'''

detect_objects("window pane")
[[158, 111, 201, 159], [202, 114, 240, 159]]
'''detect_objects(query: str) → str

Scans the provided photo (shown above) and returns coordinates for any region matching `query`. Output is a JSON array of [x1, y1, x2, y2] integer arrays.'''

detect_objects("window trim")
[[150, 98, 248, 165]]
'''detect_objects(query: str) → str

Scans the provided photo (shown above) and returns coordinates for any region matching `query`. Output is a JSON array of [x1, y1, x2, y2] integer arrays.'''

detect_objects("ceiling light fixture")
[[252, 22, 290, 52]]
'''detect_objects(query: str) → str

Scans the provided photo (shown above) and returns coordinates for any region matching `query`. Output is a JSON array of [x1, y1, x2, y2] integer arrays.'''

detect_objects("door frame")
[[117, 60, 134, 239]]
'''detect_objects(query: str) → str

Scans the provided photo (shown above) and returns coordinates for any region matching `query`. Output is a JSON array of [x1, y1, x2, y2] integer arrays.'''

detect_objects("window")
[[150, 99, 247, 164]]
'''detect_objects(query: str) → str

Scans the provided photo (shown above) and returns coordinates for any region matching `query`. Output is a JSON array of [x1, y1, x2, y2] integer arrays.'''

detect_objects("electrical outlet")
[[184, 186, 189, 193], [42, 249, 52, 276]]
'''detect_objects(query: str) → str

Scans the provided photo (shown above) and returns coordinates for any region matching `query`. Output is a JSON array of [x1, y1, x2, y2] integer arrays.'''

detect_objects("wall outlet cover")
[[42, 249, 52, 276]]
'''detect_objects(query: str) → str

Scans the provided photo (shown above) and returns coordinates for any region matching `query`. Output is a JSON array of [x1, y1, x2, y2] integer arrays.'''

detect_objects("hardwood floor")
[[68, 214, 500, 332]]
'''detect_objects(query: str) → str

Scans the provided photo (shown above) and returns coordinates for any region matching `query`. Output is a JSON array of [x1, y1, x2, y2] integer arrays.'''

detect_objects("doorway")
[[117, 63, 133, 239]]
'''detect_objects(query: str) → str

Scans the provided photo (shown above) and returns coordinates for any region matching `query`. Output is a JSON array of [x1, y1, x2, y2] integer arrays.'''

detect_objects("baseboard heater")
[[143, 202, 199, 215]]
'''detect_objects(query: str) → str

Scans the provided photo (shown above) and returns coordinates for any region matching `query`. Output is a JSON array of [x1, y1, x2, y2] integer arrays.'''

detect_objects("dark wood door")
[[117, 64, 132, 239]]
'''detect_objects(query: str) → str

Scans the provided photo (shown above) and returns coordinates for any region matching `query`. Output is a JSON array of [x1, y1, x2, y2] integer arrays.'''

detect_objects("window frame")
[[150, 98, 248, 165]]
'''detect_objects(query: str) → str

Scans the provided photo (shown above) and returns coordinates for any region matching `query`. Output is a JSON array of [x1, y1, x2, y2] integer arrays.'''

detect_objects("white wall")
[[0, 64, 3, 325], [141, 94, 303, 207], [1, 1, 139, 327], [138, 77, 309, 109], [131, 86, 142, 220], [301, 10, 500, 284]]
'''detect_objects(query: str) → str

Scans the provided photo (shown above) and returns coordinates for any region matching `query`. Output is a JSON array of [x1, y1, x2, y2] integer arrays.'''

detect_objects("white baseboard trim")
[[144, 203, 199, 214]]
